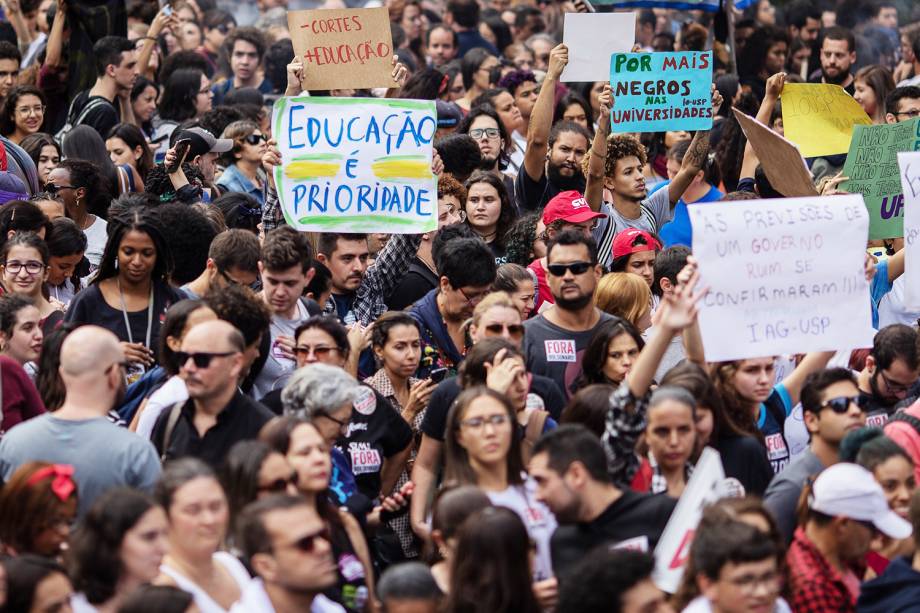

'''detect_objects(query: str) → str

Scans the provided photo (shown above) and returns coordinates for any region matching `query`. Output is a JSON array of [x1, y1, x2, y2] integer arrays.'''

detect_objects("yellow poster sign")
[[781, 83, 872, 158]]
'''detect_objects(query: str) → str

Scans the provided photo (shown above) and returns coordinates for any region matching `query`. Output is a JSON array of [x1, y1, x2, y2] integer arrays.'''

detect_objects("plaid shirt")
[[262, 186, 283, 232], [601, 381, 648, 486], [787, 527, 857, 613]]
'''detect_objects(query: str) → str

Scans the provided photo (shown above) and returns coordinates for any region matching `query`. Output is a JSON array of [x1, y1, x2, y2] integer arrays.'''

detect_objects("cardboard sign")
[[288, 7, 395, 91], [593, 0, 719, 11], [609, 51, 713, 133], [898, 152, 920, 309], [560, 13, 635, 82], [841, 119, 920, 239], [653, 448, 725, 593], [781, 83, 872, 158], [272, 96, 438, 234], [733, 109, 818, 198], [690, 195, 874, 361]]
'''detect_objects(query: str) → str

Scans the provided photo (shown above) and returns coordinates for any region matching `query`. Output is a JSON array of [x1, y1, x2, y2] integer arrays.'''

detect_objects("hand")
[[765, 72, 786, 99], [380, 481, 414, 512], [533, 578, 559, 610], [573, 0, 591, 12], [431, 150, 444, 177], [0, 0, 21, 14], [164, 143, 188, 175], [391, 55, 408, 88], [121, 342, 154, 366], [484, 349, 525, 395], [347, 322, 374, 355], [631, 43, 642, 53], [597, 84, 612, 122], [864, 252, 878, 282], [262, 138, 281, 188], [820, 171, 848, 196], [274, 335, 296, 360], [655, 260, 707, 333], [405, 379, 436, 419], [285, 56, 304, 95], [710, 83, 724, 114], [546, 44, 569, 81], [148, 7, 179, 37]]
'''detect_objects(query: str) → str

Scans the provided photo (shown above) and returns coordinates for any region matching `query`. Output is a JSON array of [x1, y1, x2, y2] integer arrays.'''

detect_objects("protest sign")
[[560, 13, 635, 82], [841, 119, 920, 239], [272, 96, 438, 234], [653, 448, 725, 593], [288, 7, 395, 91], [593, 0, 719, 11], [781, 83, 872, 158], [732, 109, 818, 198], [898, 152, 920, 310], [690, 195, 874, 361], [609, 51, 713, 133]]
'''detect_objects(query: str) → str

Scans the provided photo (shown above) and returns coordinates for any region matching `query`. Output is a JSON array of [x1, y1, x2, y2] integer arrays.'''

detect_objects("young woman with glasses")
[[0, 85, 46, 144], [0, 232, 63, 335], [217, 120, 268, 205]]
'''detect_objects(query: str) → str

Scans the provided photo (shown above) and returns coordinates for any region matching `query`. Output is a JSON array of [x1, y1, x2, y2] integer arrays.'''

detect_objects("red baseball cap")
[[542, 191, 606, 226], [612, 228, 662, 259]]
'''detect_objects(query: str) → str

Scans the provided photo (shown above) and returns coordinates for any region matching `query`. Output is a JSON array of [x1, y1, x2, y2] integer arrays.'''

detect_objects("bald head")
[[60, 326, 124, 377], [182, 319, 245, 354]]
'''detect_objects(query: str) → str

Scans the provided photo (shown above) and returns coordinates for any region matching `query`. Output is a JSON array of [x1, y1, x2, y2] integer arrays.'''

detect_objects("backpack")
[[889, 410, 920, 436], [55, 95, 110, 144]]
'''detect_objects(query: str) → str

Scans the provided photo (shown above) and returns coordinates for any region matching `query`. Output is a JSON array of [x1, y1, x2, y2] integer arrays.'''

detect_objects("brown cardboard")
[[288, 7, 396, 91]]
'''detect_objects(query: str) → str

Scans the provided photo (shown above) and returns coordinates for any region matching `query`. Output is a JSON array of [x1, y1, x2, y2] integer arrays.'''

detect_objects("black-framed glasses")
[[468, 127, 500, 140], [318, 410, 350, 433], [894, 110, 920, 119], [484, 323, 525, 339], [457, 286, 488, 305], [293, 345, 339, 359], [218, 268, 260, 291], [245, 133, 268, 145], [879, 369, 913, 394], [819, 395, 861, 414], [43, 183, 74, 195], [290, 526, 332, 553], [258, 471, 299, 493], [459, 414, 509, 430], [546, 261, 593, 277], [176, 351, 236, 369], [3, 260, 45, 275]]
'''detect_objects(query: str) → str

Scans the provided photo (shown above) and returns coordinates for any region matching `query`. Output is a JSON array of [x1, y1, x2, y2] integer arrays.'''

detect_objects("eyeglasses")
[[3, 260, 45, 275], [879, 369, 913, 394], [16, 105, 45, 117], [484, 323, 525, 339], [468, 127, 500, 140], [43, 183, 74, 195], [459, 413, 509, 430], [176, 351, 236, 369], [894, 109, 920, 119], [318, 410, 350, 433], [244, 133, 268, 145], [819, 395, 861, 414], [458, 286, 489, 305], [258, 471, 299, 493], [438, 204, 466, 224], [293, 345, 339, 359], [546, 261, 593, 277], [290, 526, 332, 553], [218, 268, 260, 291]]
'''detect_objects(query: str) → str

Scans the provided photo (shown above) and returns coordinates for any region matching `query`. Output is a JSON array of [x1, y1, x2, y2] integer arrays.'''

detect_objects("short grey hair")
[[280, 363, 362, 419]]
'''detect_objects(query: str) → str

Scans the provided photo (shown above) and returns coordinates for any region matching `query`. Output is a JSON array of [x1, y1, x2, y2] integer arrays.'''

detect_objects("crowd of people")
[[0, 0, 918, 611]]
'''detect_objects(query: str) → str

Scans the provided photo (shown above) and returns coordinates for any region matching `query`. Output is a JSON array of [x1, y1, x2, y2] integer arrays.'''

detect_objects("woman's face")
[[468, 115, 502, 163], [257, 451, 299, 499], [854, 78, 879, 117], [626, 250, 656, 287], [492, 91, 523, 136], [377, 323, 421, 379], [0, 304, 42, 364], [562, 102, 588, 130], [120, 506, 170, 584], [646, 399, 696, 472], [195, 74, 213, 116], [764, 41, 787, 75], [510, 279, 535, 320], [3, 245, 47, 298], [664, 130, 690, 149], [107, 136, 137, 168], [731, 358, 775, 404], [499, 354, 529, 411], [133, 85, 158, 124], [29, 571, 73, 613], [437, 194, 464, 228], [13, 94, 44, 136], [38, 146, 60, 185], [465, 181, 502, 233], [603, 332, 639, 384], [166, 306, 218, 352], [448, 73, 465, 102], [179, 21, 203, 50], [47, 167, 78, 211], [456, 395, 513, 469], [402, 4, 423, 41], [788, 45, 811, 73], [167, 477, 229, 553], [474, 56, 500, 91], [31, 495, 77, 558], [471, 305, 523, 347], [694, 406, 714, 448], [756, 0, 776, 25], [313, 399, 353, 446], [588, 82, 605, 116], [239, 129, 266, 164], [295, 328, 346, 368], [512, 49, 534, 71], [287, 423, 333, 494], [117, 230, 157, 284], [47, 253, 83, 286], [874, 455, 916, 519]]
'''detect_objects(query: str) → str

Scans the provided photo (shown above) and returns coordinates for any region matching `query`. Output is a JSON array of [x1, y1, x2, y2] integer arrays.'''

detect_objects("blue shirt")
[[756, 383, 793, 474], [870, 259, 892, 329], [216, 164, 265, 205], [651, 181, 723, 248]]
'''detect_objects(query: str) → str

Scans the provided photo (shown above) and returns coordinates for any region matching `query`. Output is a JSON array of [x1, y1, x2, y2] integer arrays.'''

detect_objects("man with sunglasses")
[[233, 495, 345, 613], [0, 326, 161, 517], [182, 229, 261, 300], [764, 368, 866, 543], [523, 230, 612, 400], [153, 320, 274, 466], [856, 324, 920, 426]]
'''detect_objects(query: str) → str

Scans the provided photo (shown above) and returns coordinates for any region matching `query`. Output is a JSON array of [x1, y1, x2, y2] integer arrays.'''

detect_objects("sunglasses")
[[293, 345, 339, 359], [291, 527, 332, 553], [176, 351, 236, 369], [819, 395, 861, 414], [258, 471, 299, 493], [244, 133, 268, 145], [484, 323, 524, 339], [546, 261, 593, 277], [43, 183, 74, 195]]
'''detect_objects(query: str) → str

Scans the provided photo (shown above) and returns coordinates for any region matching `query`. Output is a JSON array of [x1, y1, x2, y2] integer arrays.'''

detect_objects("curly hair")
[[497, 69, 537, 96], [204, 284, 270, 349], [261, 226, 313, 273], [604, 134, 648, 179], [199, 106, 246, 143], [438, 173, 467, 203], [714, 91, 759, 192], [154, 202, 218, 285], [502, 211, 540, 266]]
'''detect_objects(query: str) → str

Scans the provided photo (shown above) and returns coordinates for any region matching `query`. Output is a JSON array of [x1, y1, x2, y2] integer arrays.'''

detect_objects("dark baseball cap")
[[174, 127, 233, 159]]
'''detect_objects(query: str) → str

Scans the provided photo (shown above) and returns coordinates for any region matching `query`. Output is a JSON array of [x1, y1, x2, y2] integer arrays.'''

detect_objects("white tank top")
[[159, 551, 251, 613]]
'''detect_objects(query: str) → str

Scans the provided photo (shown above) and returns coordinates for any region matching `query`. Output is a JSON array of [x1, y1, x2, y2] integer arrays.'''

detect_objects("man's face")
[[231, 40, 260, 82], [874, 7, 898, 30], [546, 243, 600, 311], [440, 278, 491, 322], [806, 380, 865, 446], [179, 328, 241, 401], [260, 505, 338, 593], [701, 557, 780, 613], [210, 263, 259, 291], [870, 356, 918, 402], [426, 28, 456, 67], [528, 452, 581, 524], [621, 578, 674, 613], [321, 238, 369, 293], [260, 263, 310, 316], [886, 97, 920, 124], [607, 156, 648, 201], [514, 81, 538, 120], [820, 38, 855, 84], [798, 17, 821, 42], [0, 58, 20, 98], [195, 151, 218, 183], [113, 50, 139, 92], [530, 38, 553, 71], [547, 131, 588, 181]]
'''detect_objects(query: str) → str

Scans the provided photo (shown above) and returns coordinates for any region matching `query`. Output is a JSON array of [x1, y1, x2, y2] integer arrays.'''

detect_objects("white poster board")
[[560, 12, 636, 82], [897, 152, 920, 310], [690, 195, 875, 361]]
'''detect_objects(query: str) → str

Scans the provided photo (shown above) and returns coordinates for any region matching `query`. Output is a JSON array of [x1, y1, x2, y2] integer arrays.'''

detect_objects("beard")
[[479, 153, 500, 171], [822, 66, 849, 85], [547, 161, 585, 191], [553, 290, 593, 311]]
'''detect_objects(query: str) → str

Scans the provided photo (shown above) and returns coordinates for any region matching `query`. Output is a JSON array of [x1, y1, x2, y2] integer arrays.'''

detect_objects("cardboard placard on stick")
[[288, 7, 395, 91], [732, 108, 818, 198]]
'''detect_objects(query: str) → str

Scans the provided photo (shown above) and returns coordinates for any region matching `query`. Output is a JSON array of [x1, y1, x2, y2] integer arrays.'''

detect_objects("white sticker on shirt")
[[764, 433, 788, 462], [523, 505, 550, 530], [866, 411, 889, 427], [544, 339, 576, 362], [611, 535, 649, 553], [526, 393, 545, 411], [338, 553, 365, 582], [349, 444, 382, 475], [353, 387, 377, 415]]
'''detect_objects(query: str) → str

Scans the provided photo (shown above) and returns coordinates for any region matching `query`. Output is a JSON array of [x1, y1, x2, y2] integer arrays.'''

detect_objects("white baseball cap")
[[809, 463, 912, 539]]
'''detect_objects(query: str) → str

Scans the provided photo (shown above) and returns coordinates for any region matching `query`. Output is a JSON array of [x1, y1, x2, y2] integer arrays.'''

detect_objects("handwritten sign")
[[781, 83, 872, 158], [560, 13, 635, 82], [653, 448, 724, 593], [609, 51, 713, 133], [272, 96, 438, 234], [593, 0, 720, 11], [733, 109, 817, 198], [690, 195, 874, 361], [841, 119, 920, 239], [898, 152, 920, 309], [288, 7, 395, 91]]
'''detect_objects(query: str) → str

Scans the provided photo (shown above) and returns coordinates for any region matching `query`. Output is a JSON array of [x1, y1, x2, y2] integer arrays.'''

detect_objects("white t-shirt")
[[160, 551, 251, 613], [136, 375, 189, 440], [487, 477, 557, 582], [252, 301, 310, 400], [879, 277, 920, 328], [230, 578, 345, 613]]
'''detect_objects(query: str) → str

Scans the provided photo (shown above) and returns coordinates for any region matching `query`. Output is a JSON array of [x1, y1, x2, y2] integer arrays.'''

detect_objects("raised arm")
[[887, 247, 905, 283], [756, 72, 785, 125], [584, 85, 611, 212], [42, 0, 66, 68], [523, 44, 567, 182], [137, 8, 177, 81], [781, 351, 835, 406], [1, 0, 33, 50], [667, 86, 722, 206]]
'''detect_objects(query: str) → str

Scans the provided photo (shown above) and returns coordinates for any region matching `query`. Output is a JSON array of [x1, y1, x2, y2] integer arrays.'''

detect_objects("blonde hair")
[[594, 272, 651, 328], [471, 292, 519, 328]]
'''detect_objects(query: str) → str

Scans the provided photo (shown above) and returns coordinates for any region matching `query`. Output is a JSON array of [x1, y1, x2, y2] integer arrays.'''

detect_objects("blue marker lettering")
[[335, 185, 353, 212], [288, 105, 305, 149]]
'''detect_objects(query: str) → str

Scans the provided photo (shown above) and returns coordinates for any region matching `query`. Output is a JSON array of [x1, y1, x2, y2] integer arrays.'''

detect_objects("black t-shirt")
[[859, 387, 900, 427], [714, 435, 773, 497], [514, 165, 586, 213], [70, 90, 120, 137], [550, 490, 676, 583], [488, 241, 508, 266], [386, 258, 437, 311], [420, 375, 565, 441]]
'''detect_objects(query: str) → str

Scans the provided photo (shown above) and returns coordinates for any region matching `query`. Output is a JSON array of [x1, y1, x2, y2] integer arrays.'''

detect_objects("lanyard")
[[117, 279, 154, 349]]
